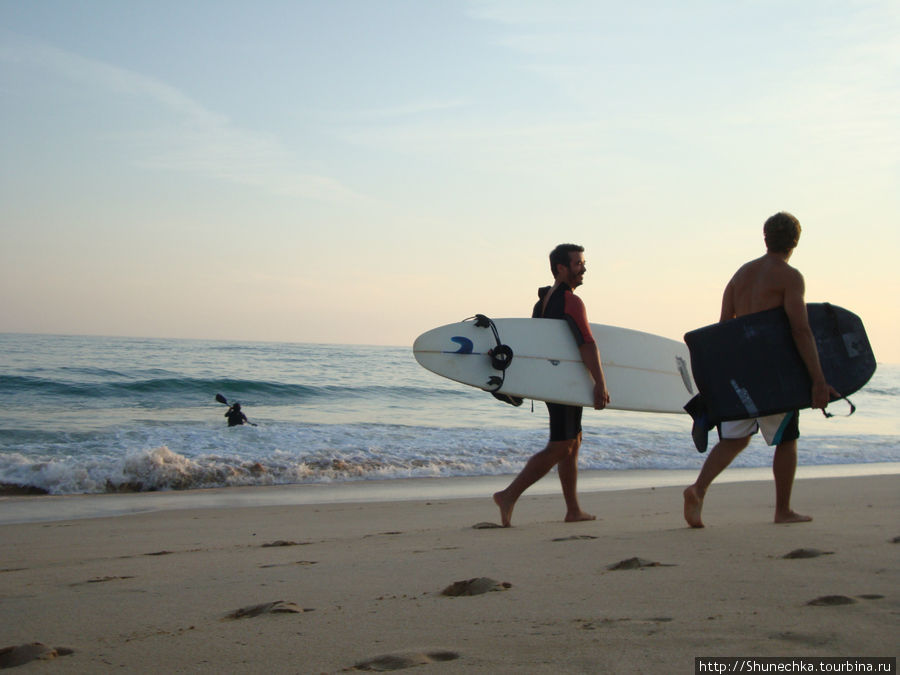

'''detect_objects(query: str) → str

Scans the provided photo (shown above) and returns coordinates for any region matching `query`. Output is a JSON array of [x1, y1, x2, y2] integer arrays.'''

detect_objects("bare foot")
[[775, 510, 812, 524], [564, 510, 596, 523], [493, 491, 514, 527], [683, 485, 705, 528]]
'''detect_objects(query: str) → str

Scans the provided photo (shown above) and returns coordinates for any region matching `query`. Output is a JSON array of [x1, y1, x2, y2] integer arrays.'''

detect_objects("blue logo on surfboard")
[[449, 337, 473, 354]]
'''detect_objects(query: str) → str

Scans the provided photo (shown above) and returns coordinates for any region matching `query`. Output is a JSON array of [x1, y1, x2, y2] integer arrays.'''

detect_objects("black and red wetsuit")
[[533, 283, 596, 345], [533, 283, 596, 441]]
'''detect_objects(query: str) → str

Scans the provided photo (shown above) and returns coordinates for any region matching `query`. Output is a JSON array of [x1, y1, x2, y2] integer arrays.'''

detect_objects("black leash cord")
[[464, 314, 515, 393]]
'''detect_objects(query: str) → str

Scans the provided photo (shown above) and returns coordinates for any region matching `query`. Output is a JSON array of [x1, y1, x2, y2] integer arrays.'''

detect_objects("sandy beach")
[[1, 472, 897, 673]]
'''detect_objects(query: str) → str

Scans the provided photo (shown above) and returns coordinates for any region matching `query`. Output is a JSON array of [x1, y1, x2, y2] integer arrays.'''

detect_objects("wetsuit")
[[225, 407, 248, 427], [533, 283, 597, 441]]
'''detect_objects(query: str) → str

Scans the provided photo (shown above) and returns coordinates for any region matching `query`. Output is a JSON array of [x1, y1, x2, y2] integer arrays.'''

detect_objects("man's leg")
[[683, 436, 751, 528], [556, 433, 595, 522], [772, 439, 812, 524], [494, 440, 572, 527]]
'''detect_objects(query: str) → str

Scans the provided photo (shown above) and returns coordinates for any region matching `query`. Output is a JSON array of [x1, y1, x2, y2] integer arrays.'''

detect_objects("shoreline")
[[1, 461, 897, 525]]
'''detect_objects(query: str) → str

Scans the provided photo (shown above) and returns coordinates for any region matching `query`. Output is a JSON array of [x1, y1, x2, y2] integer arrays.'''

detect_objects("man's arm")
[[719, 279, 736, 322], [579, 342, 610, 410], [782, 270, 837, 409], [564, 293, 610, 410]]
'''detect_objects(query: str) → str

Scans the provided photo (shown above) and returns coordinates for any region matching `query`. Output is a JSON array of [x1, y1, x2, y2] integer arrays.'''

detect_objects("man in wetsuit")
[[493, 243, 610, 527], [683, 212, 839, 528]]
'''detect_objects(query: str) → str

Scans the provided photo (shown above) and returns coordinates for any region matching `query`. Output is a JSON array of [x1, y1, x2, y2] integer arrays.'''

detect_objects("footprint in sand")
[[782, 548, 834, 559], [224, 601, 312, 619], [552, 535, 598, 542], [769, 631, 838, 647], [349, 650, 459, 671], [607, 557, 676, 570], [68, 575, 136, 587], [807, 595, 857, 606], [0, 643, 74, 668], [261, 540, 310, 548], [577, 617, 672, 630], [441, 578, 511, 597], [362, 532, 404, 539], [807, 594, 885, 606], [472, 522, 503, 529]]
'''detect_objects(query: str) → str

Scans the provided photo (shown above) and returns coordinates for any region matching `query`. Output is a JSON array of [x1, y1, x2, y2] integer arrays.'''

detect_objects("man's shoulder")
[[769, 258, 804, 287], [734, 255, 802, 282], [564, 287, 583, 302], [563, 289, 587, 314], [733, 255, 767, 276]]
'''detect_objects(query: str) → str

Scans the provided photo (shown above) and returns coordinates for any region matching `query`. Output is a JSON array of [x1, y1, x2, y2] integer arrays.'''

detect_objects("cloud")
[[354, 99, 470, 119], [0, 31, 360, 201]]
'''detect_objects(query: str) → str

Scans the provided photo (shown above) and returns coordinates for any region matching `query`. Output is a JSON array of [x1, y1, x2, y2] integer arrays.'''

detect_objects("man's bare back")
[[722, 254, 804, 320], [723, 251, 833, 410]]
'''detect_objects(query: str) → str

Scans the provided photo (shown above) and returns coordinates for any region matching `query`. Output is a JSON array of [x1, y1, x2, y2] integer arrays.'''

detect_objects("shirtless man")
[[494, 244, 610, 527], [683, 212, 839, 528]]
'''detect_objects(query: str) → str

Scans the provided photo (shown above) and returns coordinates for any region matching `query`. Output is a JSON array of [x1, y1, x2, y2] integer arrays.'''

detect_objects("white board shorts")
[[719, 411, 799, 446]]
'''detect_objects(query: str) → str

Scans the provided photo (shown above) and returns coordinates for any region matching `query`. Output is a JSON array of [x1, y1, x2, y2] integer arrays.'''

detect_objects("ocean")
[[1, 333, 898, 496]]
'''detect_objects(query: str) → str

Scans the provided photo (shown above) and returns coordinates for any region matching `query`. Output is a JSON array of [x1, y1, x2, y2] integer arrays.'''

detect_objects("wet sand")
[[1, 473, 897, 672]]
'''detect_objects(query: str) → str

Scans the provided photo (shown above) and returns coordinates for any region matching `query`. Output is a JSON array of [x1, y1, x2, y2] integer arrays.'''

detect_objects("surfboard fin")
[[684, 394, 714, 453], [492, 392, 524, 407]]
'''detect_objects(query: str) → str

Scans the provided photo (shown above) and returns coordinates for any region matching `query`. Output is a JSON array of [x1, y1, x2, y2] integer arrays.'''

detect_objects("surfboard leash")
[[466, 314, 523, 406], [822, 397, 855, 418]]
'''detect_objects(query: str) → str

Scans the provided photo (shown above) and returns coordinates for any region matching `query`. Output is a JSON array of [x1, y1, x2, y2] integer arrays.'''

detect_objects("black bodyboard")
[[683, 303, 876, 451]]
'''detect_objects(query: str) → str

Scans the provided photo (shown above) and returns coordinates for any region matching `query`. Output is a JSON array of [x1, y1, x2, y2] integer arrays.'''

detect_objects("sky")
[[1, 0, 898, 362]]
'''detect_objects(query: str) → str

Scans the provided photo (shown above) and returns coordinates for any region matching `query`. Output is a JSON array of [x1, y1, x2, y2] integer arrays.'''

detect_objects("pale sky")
[[2, 1, 898, 362]]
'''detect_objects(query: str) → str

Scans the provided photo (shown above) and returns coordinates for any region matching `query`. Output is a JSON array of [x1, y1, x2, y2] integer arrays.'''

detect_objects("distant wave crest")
[[0, 375, 457, 407]]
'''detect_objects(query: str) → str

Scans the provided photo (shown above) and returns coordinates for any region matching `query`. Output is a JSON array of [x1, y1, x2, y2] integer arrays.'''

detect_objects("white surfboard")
[[413, 316, 695, 414]]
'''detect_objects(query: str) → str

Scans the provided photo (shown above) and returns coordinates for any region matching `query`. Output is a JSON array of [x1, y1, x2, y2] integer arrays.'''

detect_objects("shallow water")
[[1, 333, 897, 495]]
